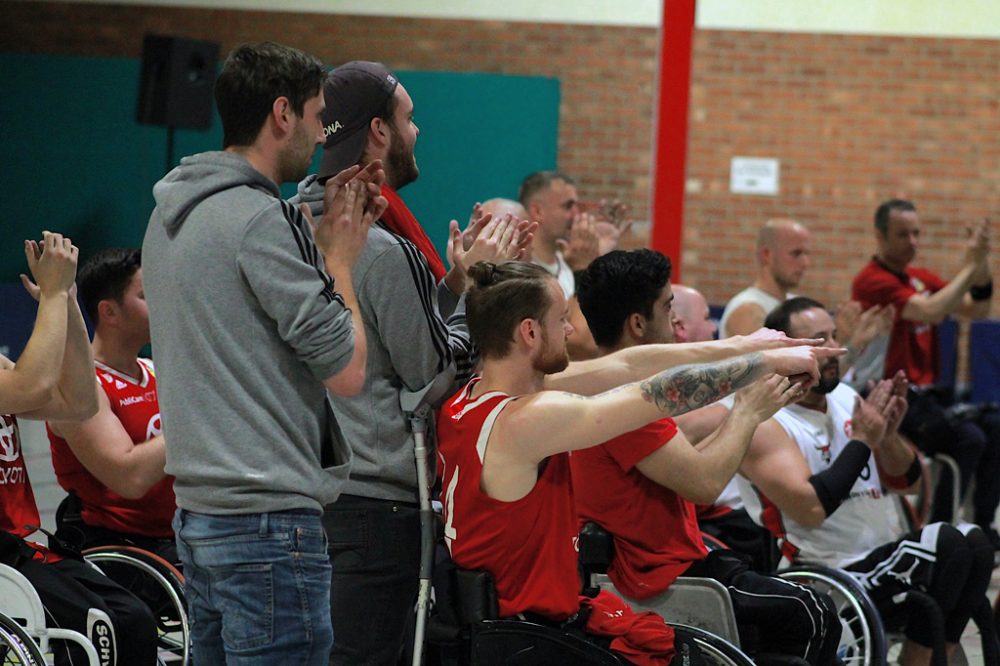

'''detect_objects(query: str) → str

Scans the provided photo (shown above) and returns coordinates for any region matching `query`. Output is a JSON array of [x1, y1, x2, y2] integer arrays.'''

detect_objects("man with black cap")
[[292, 61, 485, 665]]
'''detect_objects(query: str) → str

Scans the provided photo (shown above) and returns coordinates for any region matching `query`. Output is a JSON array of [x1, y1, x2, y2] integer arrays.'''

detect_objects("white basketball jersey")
[[738, 383, 902, 568]]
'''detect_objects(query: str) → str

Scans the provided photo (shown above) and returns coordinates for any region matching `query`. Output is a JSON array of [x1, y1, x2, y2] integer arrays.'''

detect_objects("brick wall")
[[685, 30, 1000, 311], [3, 2, 998, 314]]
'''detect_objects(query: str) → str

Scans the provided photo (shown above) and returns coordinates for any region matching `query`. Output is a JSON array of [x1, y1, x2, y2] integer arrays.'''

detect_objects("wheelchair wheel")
[[673, 623, 755, 666], [83, 546, 189, 666], [0, 611, 45, 666], [778, 567, 887, 666]]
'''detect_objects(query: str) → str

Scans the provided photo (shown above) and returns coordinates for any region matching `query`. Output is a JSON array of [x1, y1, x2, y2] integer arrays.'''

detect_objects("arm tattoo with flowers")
[[640, 352, 764, 416]]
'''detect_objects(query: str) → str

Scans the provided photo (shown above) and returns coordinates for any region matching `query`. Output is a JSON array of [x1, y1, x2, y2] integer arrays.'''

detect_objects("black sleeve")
[[807, 440, 871, 517]]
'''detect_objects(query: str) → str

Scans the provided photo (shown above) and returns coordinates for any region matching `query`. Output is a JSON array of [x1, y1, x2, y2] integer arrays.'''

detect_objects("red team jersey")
[[47, 359, 175, 538], [852, 258, 947, 386], [0, 413, 59, 561], [437, 379, 581, 621], [571, 418, 708, 600]]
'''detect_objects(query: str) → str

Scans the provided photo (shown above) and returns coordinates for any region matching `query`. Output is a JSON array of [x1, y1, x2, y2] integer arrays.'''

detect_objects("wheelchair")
[[0, 609, 47, 666], [82, 545, 189, 666], [0, 563, 101, 665], [579, 521, 893, 666], [424, 560, 755, 666]]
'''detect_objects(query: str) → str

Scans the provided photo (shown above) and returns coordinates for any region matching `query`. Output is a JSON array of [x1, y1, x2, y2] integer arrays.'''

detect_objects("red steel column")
[[651, 0, 696, 281]]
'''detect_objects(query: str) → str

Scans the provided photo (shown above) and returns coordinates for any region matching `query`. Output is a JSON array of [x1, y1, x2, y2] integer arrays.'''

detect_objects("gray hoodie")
[[143, 151, 354, 515], [291, 175, 477, 503]]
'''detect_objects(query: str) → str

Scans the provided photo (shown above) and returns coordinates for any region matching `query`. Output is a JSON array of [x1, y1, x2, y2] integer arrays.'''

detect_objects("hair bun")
[[468, 261, 498, 286]]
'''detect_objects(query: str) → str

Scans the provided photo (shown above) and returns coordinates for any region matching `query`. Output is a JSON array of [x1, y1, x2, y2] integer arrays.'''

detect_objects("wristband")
[[970, 280, 993, 301], [807, 440, 871, 517], [881, 452, 922, 490], [903, 454, 922, 485]]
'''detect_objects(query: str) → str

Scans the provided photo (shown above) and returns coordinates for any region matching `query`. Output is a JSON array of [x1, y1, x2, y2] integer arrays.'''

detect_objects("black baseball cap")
[[318, 61, 398, 180]]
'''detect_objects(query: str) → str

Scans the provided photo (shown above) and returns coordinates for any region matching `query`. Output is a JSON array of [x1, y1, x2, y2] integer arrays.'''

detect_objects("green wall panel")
[[0, 53, 559, 283]]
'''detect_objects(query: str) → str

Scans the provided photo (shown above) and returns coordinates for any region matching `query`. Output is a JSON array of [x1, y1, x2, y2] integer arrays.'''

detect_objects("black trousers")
[[902, 391, 1000, 527], [687, 549, 841, 665], [846, 523, 996, 649], [324, 494, 421, 666], [16, 550, 157, 666]]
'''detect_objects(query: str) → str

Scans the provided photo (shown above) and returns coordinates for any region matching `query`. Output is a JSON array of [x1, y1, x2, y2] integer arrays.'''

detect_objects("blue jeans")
[[174, 508, 333, 665]]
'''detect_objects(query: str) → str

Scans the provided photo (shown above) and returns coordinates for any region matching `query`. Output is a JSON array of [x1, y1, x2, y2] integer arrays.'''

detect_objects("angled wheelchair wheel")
[[83, 546, 189, 666], [673, 623, 755, 666], [778, 567, 887, 666], [0, 611, 45, 666]]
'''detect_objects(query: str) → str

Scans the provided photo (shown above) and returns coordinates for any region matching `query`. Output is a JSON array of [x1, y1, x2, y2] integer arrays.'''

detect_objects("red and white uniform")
[[437, 378, 580, 621], [852, 258, 947, 386], [47, 359, 174, 538], [571, 418, 708, 600], [1, 413, 59, 561]]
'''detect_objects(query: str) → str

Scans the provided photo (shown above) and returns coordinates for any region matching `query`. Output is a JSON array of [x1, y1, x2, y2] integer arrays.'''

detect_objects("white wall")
[[25, 0, 1000, 37]]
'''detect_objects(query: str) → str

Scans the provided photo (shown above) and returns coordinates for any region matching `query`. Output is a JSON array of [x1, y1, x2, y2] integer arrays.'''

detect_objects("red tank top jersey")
[[852, 259, 947, 386], [571, 418, 708, 600], [1, 413, 59, 562], [437, 379, 581, 621], [48, 359, 175, 538]]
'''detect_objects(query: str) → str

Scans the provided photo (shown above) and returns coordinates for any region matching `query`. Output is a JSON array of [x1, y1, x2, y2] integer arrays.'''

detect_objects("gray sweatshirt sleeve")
[[237, 200, 356, 382], [362, 239, 478, 394]]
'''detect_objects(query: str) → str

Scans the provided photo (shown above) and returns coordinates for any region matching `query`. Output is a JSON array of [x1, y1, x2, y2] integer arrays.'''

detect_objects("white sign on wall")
[[730, 157, 780, 196]]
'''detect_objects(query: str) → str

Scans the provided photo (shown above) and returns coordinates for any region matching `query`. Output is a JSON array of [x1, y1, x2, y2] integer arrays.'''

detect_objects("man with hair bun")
[[437, 259, 842, 663]]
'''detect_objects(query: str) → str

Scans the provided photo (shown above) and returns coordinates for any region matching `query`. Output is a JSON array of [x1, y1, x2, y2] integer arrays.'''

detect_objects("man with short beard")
[[737, 297, 996, 666], [291, 61, 488, 665], [144, 42, 379, 664], [437, 261, 842, 663]]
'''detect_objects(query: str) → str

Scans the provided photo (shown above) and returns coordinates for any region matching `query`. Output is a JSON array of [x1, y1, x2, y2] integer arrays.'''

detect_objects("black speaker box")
[[137, 34, 219, 130]]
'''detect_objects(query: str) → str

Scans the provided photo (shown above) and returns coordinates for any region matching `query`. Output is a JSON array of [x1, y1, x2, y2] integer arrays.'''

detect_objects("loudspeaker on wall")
[[137, 34, 219, 130]]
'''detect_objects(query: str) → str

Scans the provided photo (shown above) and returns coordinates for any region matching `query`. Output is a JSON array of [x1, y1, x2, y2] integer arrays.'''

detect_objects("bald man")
[[719, 219, 812, 338], [671, 284, 718, 343], [478, 197, 527, 221]]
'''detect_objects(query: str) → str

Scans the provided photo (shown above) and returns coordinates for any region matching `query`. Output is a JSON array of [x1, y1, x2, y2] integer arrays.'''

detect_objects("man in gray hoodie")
[[143, 42, 383, 665], [292, 61, 480, 665]]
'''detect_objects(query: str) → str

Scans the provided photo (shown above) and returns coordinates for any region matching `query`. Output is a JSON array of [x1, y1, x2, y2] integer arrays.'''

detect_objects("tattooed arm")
[[482, 347, 836, 501], [492, 346, 834, 470], [544, 327, 819, 395]]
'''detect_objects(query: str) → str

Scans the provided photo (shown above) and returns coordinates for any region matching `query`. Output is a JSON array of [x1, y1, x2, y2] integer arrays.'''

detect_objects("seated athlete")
[[572, 250, 841, 665], [737, 297, 996, 666], [436, 260, 842, 663], [1, 232, 156, 665], [47, 248, 176, 562]]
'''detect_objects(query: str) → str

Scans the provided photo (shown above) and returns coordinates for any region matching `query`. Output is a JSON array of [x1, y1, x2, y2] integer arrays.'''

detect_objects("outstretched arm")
[[635, 375, 803, 504], [544, 328, 820, 395]]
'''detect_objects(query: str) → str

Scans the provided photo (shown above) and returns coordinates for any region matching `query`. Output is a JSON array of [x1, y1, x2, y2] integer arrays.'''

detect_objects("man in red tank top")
[[437, 260, 843, 663], [46, 248, 176, 562], [1, 232, 156, 665], [573, 250, 841, 665]]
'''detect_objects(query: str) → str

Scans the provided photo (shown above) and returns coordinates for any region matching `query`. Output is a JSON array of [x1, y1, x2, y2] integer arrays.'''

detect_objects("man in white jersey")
[[718, 219, 811, 338], [739, 296, 996, 666]]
